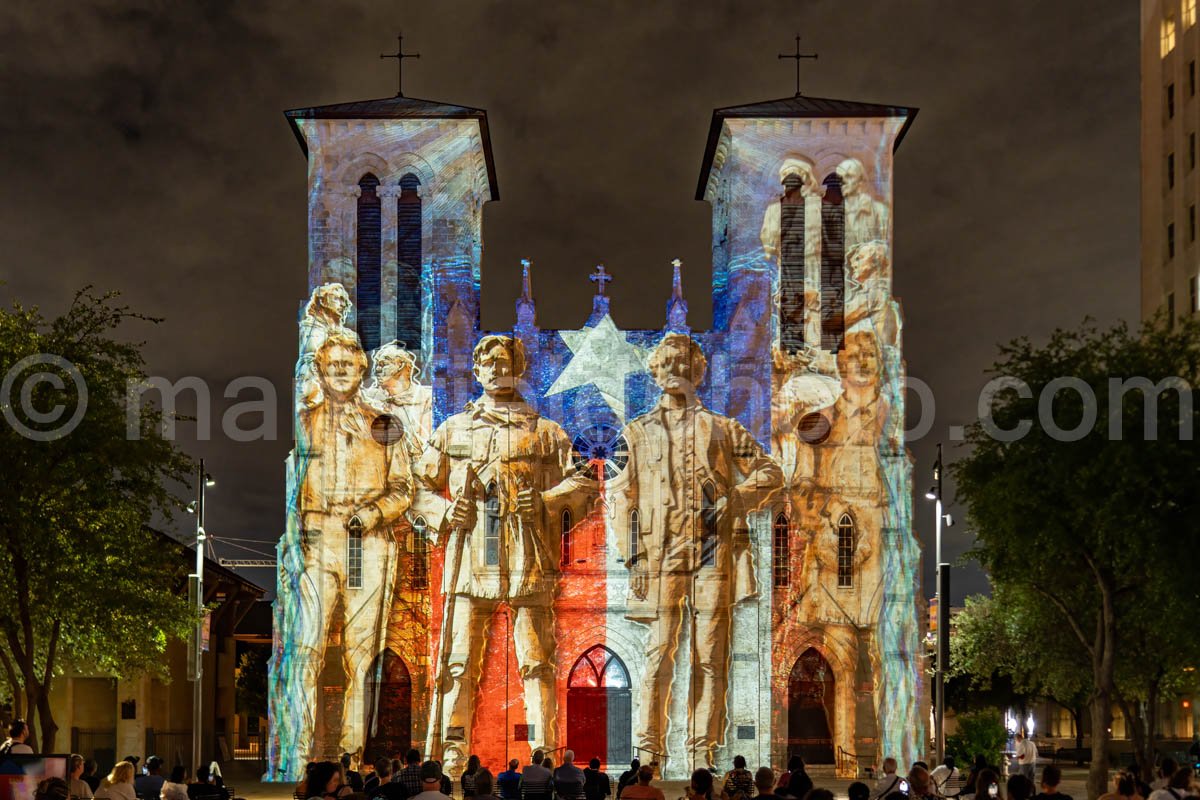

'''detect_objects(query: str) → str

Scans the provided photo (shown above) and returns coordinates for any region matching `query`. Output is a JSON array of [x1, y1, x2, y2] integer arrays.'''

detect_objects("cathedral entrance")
[[788, 648, 835, 764], [567, 646, 632, 765], [363, 649, 412, 763]]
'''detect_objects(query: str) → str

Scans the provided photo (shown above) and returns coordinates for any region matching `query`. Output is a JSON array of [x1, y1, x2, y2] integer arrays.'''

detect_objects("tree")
[[950, 315, 1200, 799], [235, 649, 269, 721], [0, 288, 196, 752], [949, 592, 1091, 753], [945, 709, 1008, 776]]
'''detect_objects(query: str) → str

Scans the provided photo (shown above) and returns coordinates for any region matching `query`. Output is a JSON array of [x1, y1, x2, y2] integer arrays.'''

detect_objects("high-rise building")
[[1143, 0, 1200, 321]]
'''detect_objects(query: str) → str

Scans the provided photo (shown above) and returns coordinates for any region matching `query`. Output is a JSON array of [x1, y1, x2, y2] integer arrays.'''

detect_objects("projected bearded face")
[[318, 343, 366, 401], [839, 332, 880, 392]]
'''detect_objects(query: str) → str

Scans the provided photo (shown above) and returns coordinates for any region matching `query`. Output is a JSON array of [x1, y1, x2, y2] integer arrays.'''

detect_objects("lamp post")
[[189, 459, 215, 776], [925, 443, 950, 765]]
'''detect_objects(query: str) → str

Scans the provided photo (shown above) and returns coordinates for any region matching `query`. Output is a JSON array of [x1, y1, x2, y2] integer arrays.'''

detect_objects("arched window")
[[700, 481, 718, 568], [484, 482, 500, 567], [396, 173, 422, 348], [560, 509, 573, 567], [837, 513, 855, 587], [773, 512, 790, 588], [779, 173, 806, 353], [820, 172, 845, 352], [629, 509, 640, 567], [347, 519, 363, 590], [411, 516, 429, 591], [357, 173, 383, 352]]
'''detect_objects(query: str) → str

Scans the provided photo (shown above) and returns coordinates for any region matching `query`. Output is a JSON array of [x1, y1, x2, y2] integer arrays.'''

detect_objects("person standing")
[[929, 757, 959, 797], [418, 336, 575, 770], [872, 759, 901, 800], [582, 759, 610, 800], [613, 333, 782, 769], [462, 755, 482, 799], [1014, 733, 1037, 783]]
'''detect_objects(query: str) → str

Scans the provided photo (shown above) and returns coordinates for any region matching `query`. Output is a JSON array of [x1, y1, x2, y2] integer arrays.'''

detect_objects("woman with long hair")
[[94, 763, 136, 800]]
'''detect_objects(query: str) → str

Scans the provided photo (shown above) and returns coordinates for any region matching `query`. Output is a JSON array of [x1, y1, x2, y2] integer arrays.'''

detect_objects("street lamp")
[[926, 443, 950, 765], [188, 458, 215, 776]]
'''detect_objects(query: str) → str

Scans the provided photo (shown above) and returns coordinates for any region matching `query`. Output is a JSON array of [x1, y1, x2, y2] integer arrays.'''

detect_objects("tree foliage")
[[946, 709, 1008, 773], [0, 288, 196, 752], [235, 649, 268, 720], [950, 315, 1200, 798]]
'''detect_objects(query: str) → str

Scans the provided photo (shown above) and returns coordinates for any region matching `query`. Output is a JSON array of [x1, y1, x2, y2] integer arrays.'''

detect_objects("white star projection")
[[547, 314, 650, 420]]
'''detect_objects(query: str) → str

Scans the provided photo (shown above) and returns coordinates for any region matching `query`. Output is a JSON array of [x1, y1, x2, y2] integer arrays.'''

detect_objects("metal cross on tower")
[[380, 33, 421, 97], [778, 33, 818, 97], [590, 264, 613, 296]]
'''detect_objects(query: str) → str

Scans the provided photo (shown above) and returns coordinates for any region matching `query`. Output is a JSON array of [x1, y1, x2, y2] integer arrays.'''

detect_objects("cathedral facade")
[[266, 84, 924, 780]]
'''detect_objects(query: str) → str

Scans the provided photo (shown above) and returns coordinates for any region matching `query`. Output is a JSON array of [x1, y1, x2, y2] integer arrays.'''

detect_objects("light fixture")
[[925, 486, 937, 500], [943, 513, 955, 527], [205, 476, 216, 488], [187, 501, 197, 514]]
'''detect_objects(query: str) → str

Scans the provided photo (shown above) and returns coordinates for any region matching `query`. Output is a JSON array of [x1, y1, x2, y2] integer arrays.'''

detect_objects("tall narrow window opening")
[[836, 513, 855, 588], [357, 173, 383, 352], [560, 509, 573, 566], [485, 482, 500, 567], [396, 173, 423, 349], [411, 516, 429, 590], [629, 510, 640, 567], [348, 522, 364, 589], [779, 173, 807, 352], [820, 173, 846, 352], [773, 513, 790, 588], [700, 481, 718, 567]]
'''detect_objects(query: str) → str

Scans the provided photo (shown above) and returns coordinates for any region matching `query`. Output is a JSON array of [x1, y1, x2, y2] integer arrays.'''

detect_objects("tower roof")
[[695, 94, 918, 199], [285, 94, 499, 199]]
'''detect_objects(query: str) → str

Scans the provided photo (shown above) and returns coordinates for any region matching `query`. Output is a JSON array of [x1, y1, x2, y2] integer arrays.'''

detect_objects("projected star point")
[[547, 314, 649, 420]]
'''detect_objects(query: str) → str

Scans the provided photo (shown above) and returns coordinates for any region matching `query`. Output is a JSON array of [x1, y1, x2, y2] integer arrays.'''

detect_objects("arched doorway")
[[788, 648, 835, 763], [363, 649, 412, 763], [567, 645, 632, 765]]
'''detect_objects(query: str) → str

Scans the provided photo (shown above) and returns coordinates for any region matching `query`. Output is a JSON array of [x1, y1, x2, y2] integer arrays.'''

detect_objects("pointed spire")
[[516, 257, 537, 330], [666, 258, 690, 333]]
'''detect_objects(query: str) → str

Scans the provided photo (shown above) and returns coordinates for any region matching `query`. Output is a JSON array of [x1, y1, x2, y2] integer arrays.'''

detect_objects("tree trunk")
[[36, 688, 57, 754], [22, 682, 40, 752], [0, 648, 23, 720], [1070, 704, 1085, 757], [1087, 575, 1118, 800]]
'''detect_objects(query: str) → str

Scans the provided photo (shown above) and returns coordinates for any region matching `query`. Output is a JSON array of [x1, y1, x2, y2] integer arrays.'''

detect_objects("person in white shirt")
[[68, 754, 94, 800], [94, 762, 137, 800], [1, 720, 34, 754], [930, 757, 960, 797], [1148, 768, 1194, 800], [408, 762, 452, 800], [1014, 733, 1038, 782]]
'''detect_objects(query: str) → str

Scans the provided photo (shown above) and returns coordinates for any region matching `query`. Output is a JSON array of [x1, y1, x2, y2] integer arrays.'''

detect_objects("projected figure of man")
[[837, 157, 890, 250], [296, 329, 413, 756], [367, 340, 433, 457], [417, 335, 574, 772], [616, 333, 782, 769]]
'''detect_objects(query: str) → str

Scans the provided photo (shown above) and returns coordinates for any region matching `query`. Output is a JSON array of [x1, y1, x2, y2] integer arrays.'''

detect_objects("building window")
[[1191, 61, 1197, 96], [1169, 292, 1177, 328], [1191, 133, 1196, 170], [348, 522, 363, 589], [779, 172, 807, 353], [773, 513, 790, 588], [560, 509, 573, 566], [485, 482, 500, 566], [700, 481, 718, 567], [411, 516, 430, 590], [836, 513, 855, 588], [1169, 84, 1177, 119], [1169, 153, 1176, 188], [396, 173, 423, 349], [1169, 223, 1177, 260], [1164, 15, 1178, 58], [1191, 205, 1196, 242], [820, 172, 846, 352], [629, 509, 640, 567], [357, 173, 383, 353], [1191, 275, 1198, 313], [1187, 0, 1197, 29]]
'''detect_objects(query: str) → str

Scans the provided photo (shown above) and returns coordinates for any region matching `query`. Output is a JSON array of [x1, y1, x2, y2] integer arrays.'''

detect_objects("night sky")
[[0, 2, 1139, 602]]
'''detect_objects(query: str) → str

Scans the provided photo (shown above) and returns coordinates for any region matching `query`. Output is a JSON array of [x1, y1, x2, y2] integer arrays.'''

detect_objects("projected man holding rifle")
[[416, 335, 575, 773]]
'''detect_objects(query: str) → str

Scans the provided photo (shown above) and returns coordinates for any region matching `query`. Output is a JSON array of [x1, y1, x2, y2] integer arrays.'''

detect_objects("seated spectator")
[[616, 762, 640, 800], [686, 770, 714, 800], [96, 763, 138, 800], [970, 770, 1001, 800], [930, 757, 959, 797], [412, 762, 452, 800], [83, 762, 102, 794], [873, 759, 902, 800], [1099, 773, 1144, 800], [616, 767, 662, 800], [135, 757, 166, 800], [498, 760, 523, 800], [162, 768, 189, 800], [806, 791, 835, 800], [909, 766, 936, 800], [342, 755, 364, 794], [371, 758, 405, 800], [554, 752, 585, 800], [1032, 765, 1072, 800], [36, 778, 71, 800], [1153, 763, 1179, 794], [463, 755, 483, 799], [68, 754, 94, 800], [754, 769, 780, 800], [396, 751, 424, 795], [186, 766, 227, 800], [305, 763, 349, 800], [522, 752, 554, 800], [1148, 768, 1194, 800], [785, 757, 813, 800], [583, 759, 611, 800], [476, 769, 502, 800], [1007, 775, 1035, 800], [720, 757, 753, 800], [848, 784, 871, 800]]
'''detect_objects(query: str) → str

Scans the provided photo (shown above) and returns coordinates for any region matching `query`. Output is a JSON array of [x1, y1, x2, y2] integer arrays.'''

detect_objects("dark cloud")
[[0, 1, 1138, 601]]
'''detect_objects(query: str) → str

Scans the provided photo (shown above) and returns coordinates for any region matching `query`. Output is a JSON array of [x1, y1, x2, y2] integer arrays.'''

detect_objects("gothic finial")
[[670, 258, 684, 300], [520, 258, 533, 301]]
